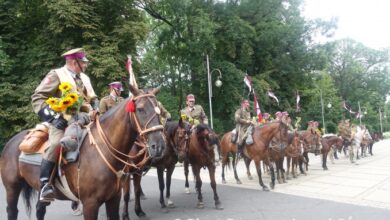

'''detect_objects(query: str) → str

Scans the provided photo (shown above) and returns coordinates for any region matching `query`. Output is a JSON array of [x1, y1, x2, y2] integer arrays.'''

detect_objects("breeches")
[[44, 124, 64, 162]]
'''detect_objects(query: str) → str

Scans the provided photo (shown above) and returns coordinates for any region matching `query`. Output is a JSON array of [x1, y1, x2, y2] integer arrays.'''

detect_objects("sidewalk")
[[146, 139, 390, 210]]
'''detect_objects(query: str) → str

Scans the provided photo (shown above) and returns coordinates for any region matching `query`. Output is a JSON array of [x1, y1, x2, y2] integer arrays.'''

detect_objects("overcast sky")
[[302, 0, 390, 49]]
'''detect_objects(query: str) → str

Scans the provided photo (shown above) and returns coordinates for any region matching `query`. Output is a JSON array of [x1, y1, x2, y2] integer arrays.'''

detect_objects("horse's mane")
[[195, 124, 210, 135], [287, 132, 295, 145], [165, 121, 179, 138]]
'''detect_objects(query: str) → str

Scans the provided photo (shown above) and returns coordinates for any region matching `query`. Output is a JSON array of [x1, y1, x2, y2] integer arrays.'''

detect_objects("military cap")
[[282, 111, 289, 116], [62, 48, 88, 62], [275, 111, 282, 116], [109, 81, 124, 91], [186, 94, 195, 101]]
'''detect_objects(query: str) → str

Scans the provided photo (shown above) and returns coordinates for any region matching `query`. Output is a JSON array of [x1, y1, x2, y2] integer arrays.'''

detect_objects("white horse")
[[350, 125, 367, 163]]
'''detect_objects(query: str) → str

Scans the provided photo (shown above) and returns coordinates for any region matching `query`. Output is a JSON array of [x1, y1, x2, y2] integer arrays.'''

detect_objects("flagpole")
[[358, 101, 362, 126], [207, 55, 213, 129], [320, 89, 326, 133]]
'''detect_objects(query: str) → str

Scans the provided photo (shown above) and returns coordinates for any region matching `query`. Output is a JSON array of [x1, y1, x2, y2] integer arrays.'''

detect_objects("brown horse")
[[285, 132, 303, 179], [0, 86, 166, 220], [320, 135, 344, 170], [298, 129, 321, 172], [220, 131, 242, 184], [241, 121, 289, 191], [183, 124, 223, 210], [121, 119, 191, 219]]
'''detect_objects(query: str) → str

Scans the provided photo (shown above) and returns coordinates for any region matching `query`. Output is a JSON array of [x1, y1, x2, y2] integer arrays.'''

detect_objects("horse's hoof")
[[222, 180, 227, 184], [323, 167, 328, 170], [270, 183, 275, 190], [248, 176, 253, 180], [161, 207, 169, 213], [167, 199, 175, 208], [122, 214, 130, 220], [196, 202, 205, 209], [135, 210, 146, 217], [184, 187, 190, 194], [277, 179, 282, 184], [215, 202, 224, 210], [236, 180, 242, 184], [282, 179, 287, 184], [286, 176, 291, 180], [140, 195, 147, 200], [262, 186, 270, 191]]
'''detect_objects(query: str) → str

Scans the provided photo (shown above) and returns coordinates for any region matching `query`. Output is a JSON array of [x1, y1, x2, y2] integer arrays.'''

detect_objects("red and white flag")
[[126, 55, 138, 91], [243, 74, 252, 93], [343, 101, 356, 114], [267, 89, 279, 105], [254, 94, 262, 122], [296, 90, 301, 112]]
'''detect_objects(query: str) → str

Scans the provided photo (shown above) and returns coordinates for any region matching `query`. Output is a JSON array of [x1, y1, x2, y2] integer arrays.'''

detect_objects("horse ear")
[[129, 84, 140, 96], [150, 87, 161, 95]]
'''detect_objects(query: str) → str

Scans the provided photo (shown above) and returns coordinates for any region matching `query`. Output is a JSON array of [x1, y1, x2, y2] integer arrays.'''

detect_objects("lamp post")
[[320, 89, 332, 134], [206, 55, 222, 129], [379, 107, 383, 135]]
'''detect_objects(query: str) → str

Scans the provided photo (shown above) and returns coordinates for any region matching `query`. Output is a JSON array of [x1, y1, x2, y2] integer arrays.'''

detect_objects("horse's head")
[[169, 118, 192, 162], [274, 121, 289, 147], [193, 124, 219, 149], [129, 85, 165, 159]]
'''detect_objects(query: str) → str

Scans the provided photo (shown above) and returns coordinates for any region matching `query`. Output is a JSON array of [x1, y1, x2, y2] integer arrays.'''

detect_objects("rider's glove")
[[38, 106, 56, 122], [51, 115, 68, 130]]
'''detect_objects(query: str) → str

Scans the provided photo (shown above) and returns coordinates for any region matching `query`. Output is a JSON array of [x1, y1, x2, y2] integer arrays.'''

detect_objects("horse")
[[240, 121, 289, 191], [121, 119, 191, 219], [298, 129, 321, 172], [220, 131, 242, 184], [320, 135, 344, 170], [0, 85, 166, 220], [285, 132, 303, 179], [183, 124, 223, 210]]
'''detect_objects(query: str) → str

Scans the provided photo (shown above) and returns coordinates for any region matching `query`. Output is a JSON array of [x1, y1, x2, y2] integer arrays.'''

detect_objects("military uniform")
[[99, 95, 124, 114], [234, 107, 252, 146], [180, 105, 208, 125], [158, 101, 171, 124]]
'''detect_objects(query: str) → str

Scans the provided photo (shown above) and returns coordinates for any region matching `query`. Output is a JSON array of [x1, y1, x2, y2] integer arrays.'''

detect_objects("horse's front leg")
[[322, 152, 328, 170], [286, 156, 291, 179], [5, 181, 23, 220], [267, 159, 276, 189], [233, 153, 242, 184], [156, 166, 167, 210], [36, 201, 49, 220], [184, 160, 190, 194], [121, 175, 130, 220], [165, 164, 176, 208], [279, 157, 286, 183], [105, 192, 121, 220], [82, 198, 102, 220], [254, 160, 268, 191], [207, 164, 223, 210], [192, 165, 204, 209], [133, 174, 146, 217], [221, 153, 227, 184]]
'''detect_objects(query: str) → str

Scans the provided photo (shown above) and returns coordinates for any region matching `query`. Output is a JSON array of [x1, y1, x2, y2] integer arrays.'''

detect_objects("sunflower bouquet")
[[45, 82, 83, 115]]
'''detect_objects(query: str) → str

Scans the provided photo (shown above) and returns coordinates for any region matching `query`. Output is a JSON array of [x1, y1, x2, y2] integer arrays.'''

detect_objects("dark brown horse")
[[0, 86, 166, 220], [220, 131, 243, 184], [183, 124, 223, 210], [241, 121, 289, 191], [320, 135, 344, 170], [121, 119, 191, 219]]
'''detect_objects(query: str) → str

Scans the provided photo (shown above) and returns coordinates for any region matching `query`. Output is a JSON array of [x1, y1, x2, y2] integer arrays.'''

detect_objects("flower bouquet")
[[45, 82, 83, 115]]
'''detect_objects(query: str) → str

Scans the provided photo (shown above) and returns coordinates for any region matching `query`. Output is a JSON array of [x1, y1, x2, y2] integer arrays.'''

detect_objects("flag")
[[243, 74, 252, 93], [126, 55, 138, 95], [267, 89, 279, 105], [253, 94, 262, 122], [296, 90, 301, 112], [343, 101, 356, 114]]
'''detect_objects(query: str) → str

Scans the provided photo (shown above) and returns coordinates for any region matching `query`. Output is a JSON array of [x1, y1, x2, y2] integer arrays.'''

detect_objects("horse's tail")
[[21, 180, 35, 216]]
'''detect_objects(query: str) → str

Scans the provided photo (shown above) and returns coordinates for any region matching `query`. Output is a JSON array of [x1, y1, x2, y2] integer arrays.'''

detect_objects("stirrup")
[[40, 184, 55, 202]]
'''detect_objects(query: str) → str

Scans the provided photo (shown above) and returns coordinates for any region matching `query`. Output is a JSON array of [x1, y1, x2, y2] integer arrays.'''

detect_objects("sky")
[[302, 0, 390, 49]]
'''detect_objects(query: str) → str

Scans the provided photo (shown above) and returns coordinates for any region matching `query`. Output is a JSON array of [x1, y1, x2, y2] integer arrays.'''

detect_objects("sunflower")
[[45, 97, 59, 106], [59, 82, 72, 93], [60, 97, 75, 107], [51, 104, 66, 112], [66, 92, 79, 102]]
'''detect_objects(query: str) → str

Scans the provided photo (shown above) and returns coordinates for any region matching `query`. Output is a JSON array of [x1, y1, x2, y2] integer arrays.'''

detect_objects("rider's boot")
[[39, 159, 56, 202]]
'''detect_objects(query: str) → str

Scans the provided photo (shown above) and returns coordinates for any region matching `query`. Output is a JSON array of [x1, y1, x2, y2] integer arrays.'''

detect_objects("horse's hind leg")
[[208, 165, 223, 210], [133, 174, 146, 217], [36, 201, 50, 220], [165, 165, 176, 208], [105, 192, 121, 220], [4, 180, 23, 220], [156, 167, 167, 209]]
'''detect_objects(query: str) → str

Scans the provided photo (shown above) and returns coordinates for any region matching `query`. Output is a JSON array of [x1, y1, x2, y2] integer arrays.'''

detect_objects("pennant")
[[243, 74, 252, 93], [296, 90, 301, 112], [126, 55, 138, 96], [343, 101, 356, 114], [267, 89, 279, 105], [253, 94, 262, 122]]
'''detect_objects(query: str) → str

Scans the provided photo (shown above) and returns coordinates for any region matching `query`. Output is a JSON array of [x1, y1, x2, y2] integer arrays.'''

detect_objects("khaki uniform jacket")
[[235, 108, 251, 145], [99, 95, 125, 114], [338, 123, 352, 140], [31, 66, 97, 115], [180, 105, 208, 125]]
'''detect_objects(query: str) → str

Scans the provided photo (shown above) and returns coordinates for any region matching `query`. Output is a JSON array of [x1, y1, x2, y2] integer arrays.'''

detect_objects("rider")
[[99, 81, 124, 114], [180, 94, 208, 126], [235, 99, 253, 156], [31, 48, 99, 202]]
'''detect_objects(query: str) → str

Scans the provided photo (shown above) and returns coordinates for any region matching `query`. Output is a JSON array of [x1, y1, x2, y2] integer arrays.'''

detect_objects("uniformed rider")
[[180, 94, 208, 126], [31, 48, 99, 202], [99, 81, 125, 114], [235, 99, 253, 156]]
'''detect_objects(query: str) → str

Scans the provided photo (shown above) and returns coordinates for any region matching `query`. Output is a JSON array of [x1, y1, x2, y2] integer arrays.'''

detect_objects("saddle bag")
[[19, 123, 49, 153]]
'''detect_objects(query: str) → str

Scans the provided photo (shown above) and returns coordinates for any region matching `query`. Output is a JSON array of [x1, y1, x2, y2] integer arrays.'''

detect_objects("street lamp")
[[320, 88, 332, 134], [206, 55, 222, 129]]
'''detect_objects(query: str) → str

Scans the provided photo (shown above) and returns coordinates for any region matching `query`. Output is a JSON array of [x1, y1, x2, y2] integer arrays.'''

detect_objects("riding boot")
[[237, 143, 243, 158], [39, 159, 56, 202], [333, 151, 339, 160]]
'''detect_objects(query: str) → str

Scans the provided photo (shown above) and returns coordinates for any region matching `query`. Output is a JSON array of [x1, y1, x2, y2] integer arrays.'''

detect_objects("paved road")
[[1, 140, 390, 220]]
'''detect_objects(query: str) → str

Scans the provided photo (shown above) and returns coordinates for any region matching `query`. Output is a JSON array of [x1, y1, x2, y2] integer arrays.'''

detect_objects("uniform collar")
[[64, 65, 79, 79], [110, 95, 118, 102]]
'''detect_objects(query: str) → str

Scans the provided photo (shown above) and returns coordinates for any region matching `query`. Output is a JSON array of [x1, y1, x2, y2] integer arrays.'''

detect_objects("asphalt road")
[[2, 140, 390, 220]]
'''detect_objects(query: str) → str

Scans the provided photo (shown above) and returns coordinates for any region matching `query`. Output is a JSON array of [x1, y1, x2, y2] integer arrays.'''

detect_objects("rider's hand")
[[51, 115, 68, 130], [38, 106, 55, 122]]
